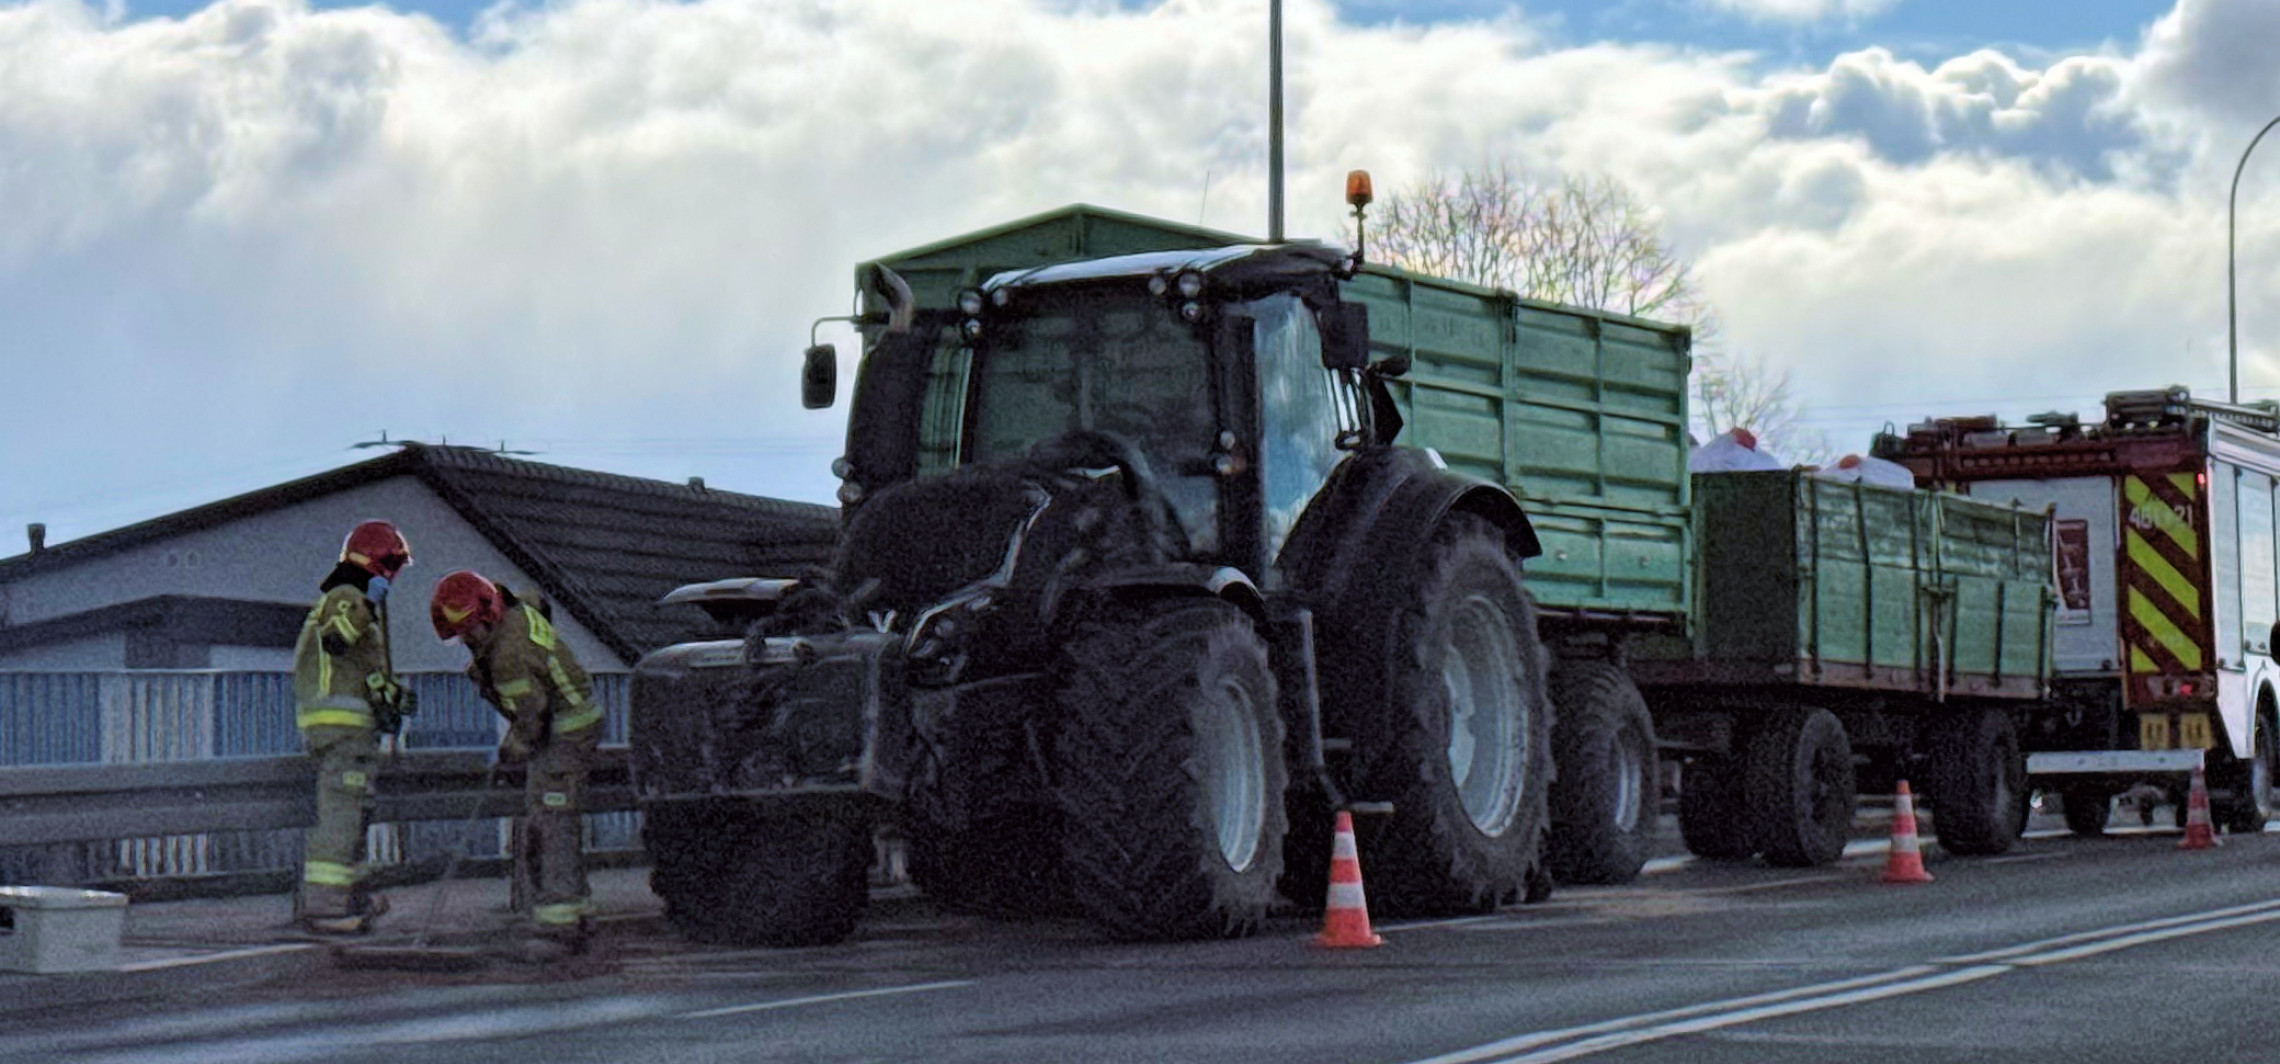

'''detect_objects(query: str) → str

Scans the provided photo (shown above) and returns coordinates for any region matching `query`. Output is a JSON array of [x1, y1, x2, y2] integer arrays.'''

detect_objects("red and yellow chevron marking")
[[2120, 470, 2209, 712]]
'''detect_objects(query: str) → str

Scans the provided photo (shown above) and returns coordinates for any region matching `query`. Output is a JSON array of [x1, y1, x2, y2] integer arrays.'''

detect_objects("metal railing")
[[0, 670, 640, 885]]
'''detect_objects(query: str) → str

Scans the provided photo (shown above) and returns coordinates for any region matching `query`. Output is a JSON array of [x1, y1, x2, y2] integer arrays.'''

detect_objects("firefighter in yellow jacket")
[[292, 520, 415, 934], [430, 570, 602, 953]]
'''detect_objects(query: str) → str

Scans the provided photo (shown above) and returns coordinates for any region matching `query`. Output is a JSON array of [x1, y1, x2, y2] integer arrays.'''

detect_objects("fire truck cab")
[[1878, 387, 2280, 834]]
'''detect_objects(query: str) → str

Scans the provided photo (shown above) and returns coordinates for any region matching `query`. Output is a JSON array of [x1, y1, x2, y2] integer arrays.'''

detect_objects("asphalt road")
[[11, 819, 2280, 1064]]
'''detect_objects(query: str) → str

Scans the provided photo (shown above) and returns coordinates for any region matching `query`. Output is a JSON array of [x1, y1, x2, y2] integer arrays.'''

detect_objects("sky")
[[2, 0, 2272, 550]]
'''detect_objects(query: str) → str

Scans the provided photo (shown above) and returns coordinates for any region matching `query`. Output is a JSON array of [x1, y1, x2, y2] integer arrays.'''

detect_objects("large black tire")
[[1926, 706, 2028, 856], [1547, 661, 1658, 884], [1678, 754, 1754, 860], [1054, 599, 1288, 940], [644, 800, 729, 931], [664, 802, 873, 948], [1745, 707, 1856, 867], [1344, 516, 1553, 916], [2219, 716, 2276, 834], [2059, 783, 2114, 837]]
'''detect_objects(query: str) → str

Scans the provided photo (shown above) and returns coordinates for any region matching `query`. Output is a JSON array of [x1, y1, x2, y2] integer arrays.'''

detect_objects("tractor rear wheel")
[[1343, 516, 1552, 916]]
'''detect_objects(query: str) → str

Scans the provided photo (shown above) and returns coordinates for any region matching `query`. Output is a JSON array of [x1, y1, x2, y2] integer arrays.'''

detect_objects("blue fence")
[[0, 669, 640, 882]]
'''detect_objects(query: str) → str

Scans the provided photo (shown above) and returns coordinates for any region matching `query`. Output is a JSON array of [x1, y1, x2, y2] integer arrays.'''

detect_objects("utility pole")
[[1268, 0, 1284, 243]]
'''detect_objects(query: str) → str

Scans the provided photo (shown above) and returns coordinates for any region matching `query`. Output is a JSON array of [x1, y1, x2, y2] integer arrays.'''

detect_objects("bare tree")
[[1374, 165, 1829, 462]]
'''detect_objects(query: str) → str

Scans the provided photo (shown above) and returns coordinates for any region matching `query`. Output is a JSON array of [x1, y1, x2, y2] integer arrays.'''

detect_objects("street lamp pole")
[[2227, 113, 2280, 403], [1268, 0, 1284, 242]]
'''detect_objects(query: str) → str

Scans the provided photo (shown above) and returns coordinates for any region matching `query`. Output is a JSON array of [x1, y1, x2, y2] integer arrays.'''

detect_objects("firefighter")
[[429, 570, 601, 956], [292, 519, 415, 935]]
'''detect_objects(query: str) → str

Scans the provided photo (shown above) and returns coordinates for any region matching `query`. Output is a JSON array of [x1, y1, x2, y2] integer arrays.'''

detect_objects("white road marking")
[[1406, 897, 2280, 1064], [678, 979, 975, 1020], [1402, 966, 1948, 1064]]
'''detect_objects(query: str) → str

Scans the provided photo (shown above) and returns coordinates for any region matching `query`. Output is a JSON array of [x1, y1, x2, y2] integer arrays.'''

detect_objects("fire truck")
[[1877, 386, 2280, 833]]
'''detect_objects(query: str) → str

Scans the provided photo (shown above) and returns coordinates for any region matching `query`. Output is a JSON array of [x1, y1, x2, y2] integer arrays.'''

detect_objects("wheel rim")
[[1806, 729, 1848, 835], [1200, 674, 1267, 870], [1610, 725, 1646, 834], [1441, 592, 1525, 834]]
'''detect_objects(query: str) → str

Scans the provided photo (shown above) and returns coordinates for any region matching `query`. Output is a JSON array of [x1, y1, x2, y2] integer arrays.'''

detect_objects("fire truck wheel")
[[2220, 718, 2277, 834], [2058, 784, 2114, 836], [1678, 754, 1755, 860], [1927, 707, 2027, 856], [1745, 706, 1856, 867], [1054, 599, 1287, 940], [1343, 516, 1553, 916], [1547, 660, 1658, 884]]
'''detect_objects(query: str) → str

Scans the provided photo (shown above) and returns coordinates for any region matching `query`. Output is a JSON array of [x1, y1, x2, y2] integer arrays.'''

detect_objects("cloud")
[[1699, 0, 1902, 25], [0, 0, 2272, 542]]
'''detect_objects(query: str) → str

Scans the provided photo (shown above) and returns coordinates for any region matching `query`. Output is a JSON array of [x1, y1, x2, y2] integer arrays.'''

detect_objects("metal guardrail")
[[0, 748, 634, 848]]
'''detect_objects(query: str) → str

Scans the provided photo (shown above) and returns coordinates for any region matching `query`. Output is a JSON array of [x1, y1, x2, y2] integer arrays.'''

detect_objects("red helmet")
[[340, 520, 412, 579], [430, 570, 504, 640]]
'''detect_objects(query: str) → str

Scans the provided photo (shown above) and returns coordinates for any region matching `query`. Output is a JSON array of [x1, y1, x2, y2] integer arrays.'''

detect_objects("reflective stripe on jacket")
[[477, 602, 600, 745], [292, 585, 392, 730]]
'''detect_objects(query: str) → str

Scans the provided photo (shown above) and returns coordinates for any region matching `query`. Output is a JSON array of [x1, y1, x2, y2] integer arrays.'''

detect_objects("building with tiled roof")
[[0, 443, 837, 674]]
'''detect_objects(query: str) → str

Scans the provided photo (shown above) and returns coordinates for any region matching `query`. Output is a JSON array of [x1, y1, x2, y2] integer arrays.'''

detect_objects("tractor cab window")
[[1243, 294, 1352, 560], [966, 285, 1220, 554]]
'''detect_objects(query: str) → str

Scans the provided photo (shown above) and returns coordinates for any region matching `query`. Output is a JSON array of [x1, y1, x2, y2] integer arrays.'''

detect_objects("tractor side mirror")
[[802, 344, 838, 410], [1321, 303, 1369, 371]]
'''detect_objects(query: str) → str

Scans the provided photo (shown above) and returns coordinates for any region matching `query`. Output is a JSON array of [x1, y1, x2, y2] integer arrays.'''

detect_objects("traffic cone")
[[1314, 810, 1383, 948], [1882, 780, 1934, 884], [2179, 764, 2219, 850]]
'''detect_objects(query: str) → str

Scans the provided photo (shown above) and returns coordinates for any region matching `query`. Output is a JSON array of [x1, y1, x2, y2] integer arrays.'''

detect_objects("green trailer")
[[1629, 471, 2054, 864]]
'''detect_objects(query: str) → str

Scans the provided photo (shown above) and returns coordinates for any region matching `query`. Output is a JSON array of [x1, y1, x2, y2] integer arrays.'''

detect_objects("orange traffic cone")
[[1314, 810, 1383, 948], [2179, 764, 2219, 850], [1882, 780, 1934, 884]]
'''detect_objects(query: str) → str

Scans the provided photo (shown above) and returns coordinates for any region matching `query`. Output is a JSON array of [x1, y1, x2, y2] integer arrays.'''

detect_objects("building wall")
[[0, 475, 627, 673]]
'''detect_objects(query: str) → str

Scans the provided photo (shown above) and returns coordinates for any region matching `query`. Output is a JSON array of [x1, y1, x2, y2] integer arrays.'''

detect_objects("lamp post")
[[1268, 0, 1284, 242], [2228, 113, 2280, 403]]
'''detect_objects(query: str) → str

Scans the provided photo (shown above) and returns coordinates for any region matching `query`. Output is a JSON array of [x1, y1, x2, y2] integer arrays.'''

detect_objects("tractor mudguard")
[[1042, 562, 1266, 630], [1278, 446, 1539, 617]]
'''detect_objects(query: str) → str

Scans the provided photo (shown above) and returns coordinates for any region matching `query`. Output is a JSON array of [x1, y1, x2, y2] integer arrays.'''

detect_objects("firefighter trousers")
[[301, 723, 379, 919], [524, 726, 598, 933]]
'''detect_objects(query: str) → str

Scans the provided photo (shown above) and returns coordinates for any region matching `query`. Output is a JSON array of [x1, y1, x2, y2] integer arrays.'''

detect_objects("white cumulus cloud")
[[0, 0, 2269, 541], [1699, 0, 1903, 25]]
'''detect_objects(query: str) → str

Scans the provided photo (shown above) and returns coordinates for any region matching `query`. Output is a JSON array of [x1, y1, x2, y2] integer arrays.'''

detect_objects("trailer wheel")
[[1678, 755, 1755, 860], [665, 801, 873, 948], [2058, 784, 2114, 836], [1927, 706, 2027, 856], [1547, 661, 1658, 884], [1054, 599, 1287, 940], [1344, 516, 1552, 916], [2220, 718, 2277, 834], [1745, 706, 1855, 867]]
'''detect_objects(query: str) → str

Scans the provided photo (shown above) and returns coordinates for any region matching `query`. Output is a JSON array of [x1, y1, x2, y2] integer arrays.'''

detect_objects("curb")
[[0, 943, 331, 1019]]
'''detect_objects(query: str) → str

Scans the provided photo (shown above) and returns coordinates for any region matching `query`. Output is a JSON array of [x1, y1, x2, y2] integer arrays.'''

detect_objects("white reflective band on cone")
[[1327, 881, 1368, 909]]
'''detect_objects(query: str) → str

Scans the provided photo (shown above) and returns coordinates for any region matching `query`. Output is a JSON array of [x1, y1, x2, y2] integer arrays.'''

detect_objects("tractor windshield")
[[966, 284, 1220, 553]]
